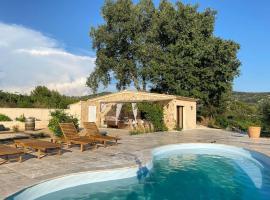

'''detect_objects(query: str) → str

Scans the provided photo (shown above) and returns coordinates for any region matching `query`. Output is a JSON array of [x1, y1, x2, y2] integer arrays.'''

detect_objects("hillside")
[[232, 92, 270, 104]]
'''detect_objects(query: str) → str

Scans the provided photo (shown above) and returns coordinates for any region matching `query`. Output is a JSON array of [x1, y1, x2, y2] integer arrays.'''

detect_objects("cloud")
[[0, 22, 95, 96]]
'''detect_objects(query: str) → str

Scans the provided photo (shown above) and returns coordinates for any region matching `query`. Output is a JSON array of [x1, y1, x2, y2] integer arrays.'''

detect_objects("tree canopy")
[[0, 87, 111, 109], [0, 86, 78, 109], [87, 0, 241, 116]]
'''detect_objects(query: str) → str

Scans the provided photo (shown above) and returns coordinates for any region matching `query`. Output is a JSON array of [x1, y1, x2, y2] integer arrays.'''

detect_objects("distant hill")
[[232, 91, 270, 104]]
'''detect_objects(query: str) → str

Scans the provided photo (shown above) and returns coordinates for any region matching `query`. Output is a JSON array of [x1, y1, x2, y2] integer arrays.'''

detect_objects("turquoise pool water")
[[34, 152, 270, 200]]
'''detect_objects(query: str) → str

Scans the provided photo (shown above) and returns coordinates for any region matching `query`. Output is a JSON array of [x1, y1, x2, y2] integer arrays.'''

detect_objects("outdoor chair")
[[0, 144, 24, 164], [14, 139, 61, 159], [59, 123, 97, 151], [83, 122, 120, 146]]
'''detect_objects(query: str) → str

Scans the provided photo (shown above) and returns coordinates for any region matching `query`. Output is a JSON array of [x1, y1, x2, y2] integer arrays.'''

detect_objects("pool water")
[[36, 153, 270, 200]]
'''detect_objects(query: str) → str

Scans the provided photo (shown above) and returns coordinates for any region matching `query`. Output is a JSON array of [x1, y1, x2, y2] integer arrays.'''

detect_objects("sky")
[[0, 0, 269, 95]]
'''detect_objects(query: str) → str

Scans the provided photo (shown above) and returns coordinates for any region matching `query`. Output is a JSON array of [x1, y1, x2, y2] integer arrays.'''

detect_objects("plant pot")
[[248, 126, 261, 138]]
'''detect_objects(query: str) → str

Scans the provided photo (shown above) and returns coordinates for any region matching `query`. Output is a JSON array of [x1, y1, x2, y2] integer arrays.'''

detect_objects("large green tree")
[[87, 0, 155, 91], [87, 0, 240, 116]]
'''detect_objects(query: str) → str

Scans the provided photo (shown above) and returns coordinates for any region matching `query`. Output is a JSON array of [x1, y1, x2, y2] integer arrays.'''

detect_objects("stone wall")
[[0, 121, 48, 131], [163, 99, 196, 130], [81, 91, 197, 130], [0, 107, 81, 130]]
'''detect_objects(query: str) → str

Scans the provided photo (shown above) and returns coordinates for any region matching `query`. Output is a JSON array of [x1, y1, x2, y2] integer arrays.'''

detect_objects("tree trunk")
[[132, 75, 141, 91], [142, 77, 146, 91]]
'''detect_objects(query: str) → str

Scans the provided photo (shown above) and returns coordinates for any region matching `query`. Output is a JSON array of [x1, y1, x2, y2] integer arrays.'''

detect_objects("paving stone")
[[1, 128, 270, 198]]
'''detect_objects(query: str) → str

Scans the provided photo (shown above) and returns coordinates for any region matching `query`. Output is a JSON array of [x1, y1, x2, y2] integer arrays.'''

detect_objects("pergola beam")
[[99, 99, 173, 103]]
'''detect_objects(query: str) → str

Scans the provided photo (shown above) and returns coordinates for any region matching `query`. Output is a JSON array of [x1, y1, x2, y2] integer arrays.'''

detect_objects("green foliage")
[[87, 0, 156, 92], [0, 90, 34, 108], [48, 110, 79, 137], [215, 115, 229, 128], [0, 113, 12, 121], [30, 86, 77, 109], [12, 125, 19, 132], [129, 129, 144, 135], [120, 103, 133, 117], [0, 87, 110, 109], [260, 100, 270, 132], [233, 91, 270, 104], [213, 101, 261, 131], [206, 94, 270, 134], [88, 0, 240, 117], [174, 126, 183, 132], [16, 114, 26, 122], [137, 102, 167, 132]]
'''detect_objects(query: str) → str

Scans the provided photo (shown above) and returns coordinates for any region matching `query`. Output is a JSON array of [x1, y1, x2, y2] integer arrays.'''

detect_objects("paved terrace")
[[1, 128, 270, 198]]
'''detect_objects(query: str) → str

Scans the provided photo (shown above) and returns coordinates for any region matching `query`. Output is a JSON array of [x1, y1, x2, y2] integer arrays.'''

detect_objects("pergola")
[[99, 98, 173, 128], [77, 90, 197, 130]]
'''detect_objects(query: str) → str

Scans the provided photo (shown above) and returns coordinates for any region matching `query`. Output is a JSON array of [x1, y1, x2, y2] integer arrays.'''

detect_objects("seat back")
[[83, 122, 99, 136], [59, 123, 79, 139]]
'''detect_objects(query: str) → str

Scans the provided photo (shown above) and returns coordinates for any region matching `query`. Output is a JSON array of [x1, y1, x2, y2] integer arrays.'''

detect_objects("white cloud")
[[0, 22, 96, 96]]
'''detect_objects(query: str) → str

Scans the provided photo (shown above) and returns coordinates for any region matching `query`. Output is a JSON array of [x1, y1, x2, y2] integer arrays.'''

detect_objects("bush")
[[174, 125, 183, 131], [215, 115, 229, 129], [16, 114, 26, 122], [207, 100, 262, 132], [214, 115, 261, 132], [12, 125, 19, 132], [260, 100, 270, 132], [129, 129, 144, 135], [48, 110, 79, 137], [0, 114, 12, 121], [228, 118, 260, 132], [137, 102, 167, 132]]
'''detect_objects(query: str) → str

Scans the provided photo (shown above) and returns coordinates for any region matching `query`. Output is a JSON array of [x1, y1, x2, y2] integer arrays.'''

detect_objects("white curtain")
[[115, 103, 123, 125], [132, 103, 138, 123], [100, 103, 107, 113]]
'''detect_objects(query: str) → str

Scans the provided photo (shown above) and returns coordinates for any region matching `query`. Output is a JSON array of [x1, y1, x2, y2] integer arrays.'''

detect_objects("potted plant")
[[248, 121, 262, 138]]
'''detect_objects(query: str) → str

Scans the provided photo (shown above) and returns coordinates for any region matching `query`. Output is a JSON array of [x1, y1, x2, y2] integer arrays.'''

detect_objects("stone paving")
[[1, 128, 270, 198]]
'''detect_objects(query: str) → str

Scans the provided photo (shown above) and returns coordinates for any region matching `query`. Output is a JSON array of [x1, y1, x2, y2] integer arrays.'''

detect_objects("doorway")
[[176, 106, 183, 129]]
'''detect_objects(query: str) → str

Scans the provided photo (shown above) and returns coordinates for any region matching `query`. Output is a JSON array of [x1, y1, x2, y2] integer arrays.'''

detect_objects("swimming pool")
[[8, 144, 270, 200]]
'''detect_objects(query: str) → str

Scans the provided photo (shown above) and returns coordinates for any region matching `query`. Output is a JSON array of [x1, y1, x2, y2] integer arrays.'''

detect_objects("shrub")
[[12, 125, 19, 132], [137, 102, 167, 132], [229, 118, 260, 132], [0, 114, 12, 121], [129, 129, 144, 135], [208, 100, 263, 132], [260, 100, 270, 132], [16, 114, 26, 122], [174, 125, 183, 131], [48, 110, 79, 137], [215, 115, 229, 129]]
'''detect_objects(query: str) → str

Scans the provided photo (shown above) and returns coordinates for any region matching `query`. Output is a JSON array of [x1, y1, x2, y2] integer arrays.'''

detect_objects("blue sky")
[[0, 0, 269, 95]]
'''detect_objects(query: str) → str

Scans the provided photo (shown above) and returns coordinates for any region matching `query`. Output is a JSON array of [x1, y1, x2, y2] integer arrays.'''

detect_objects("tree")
[[31, 86, 76, 109], [87, 0, 240, 116], [87, 0, 155, 91]]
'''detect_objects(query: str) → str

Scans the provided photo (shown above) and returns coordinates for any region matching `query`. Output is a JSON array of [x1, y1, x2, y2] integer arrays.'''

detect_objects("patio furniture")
[[83, 122, 120, 146], [59, 123, 97, 151], [14, 139, 61, 159], [0, 124, 6, 131], [105, 116, 119, 128], [0, 144, 24, 164]]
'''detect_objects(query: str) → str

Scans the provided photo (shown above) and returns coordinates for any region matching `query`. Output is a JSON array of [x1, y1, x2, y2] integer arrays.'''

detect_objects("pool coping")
[[7, 143, 270, 200]]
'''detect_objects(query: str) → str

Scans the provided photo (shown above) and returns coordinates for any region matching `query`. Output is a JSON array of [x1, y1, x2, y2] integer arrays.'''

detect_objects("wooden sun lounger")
[[14, 139, 61, 159], [59, 123, 97, 151], [83, 122, 120, 146], [0, 144, 24, 164]]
